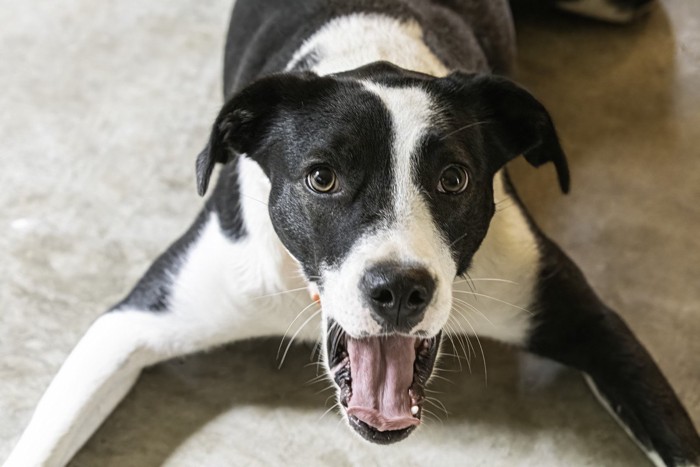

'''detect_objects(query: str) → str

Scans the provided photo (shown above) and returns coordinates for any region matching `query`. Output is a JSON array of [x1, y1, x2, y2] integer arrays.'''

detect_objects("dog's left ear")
[[443, 72, 570, 193], [195, 72, 319, 196]]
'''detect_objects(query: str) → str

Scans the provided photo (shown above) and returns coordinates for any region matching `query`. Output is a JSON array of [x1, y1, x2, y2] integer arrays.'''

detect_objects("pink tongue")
[[346, 335, 419, 432]]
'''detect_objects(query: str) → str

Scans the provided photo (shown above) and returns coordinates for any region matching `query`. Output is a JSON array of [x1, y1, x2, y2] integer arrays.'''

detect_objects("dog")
[[4, 0, 699, 465]]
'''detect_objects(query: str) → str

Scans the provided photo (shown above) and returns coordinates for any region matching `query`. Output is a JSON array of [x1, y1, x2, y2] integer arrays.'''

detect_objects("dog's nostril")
[[407, 288, 427, 307], [371, 289, 394, 305]]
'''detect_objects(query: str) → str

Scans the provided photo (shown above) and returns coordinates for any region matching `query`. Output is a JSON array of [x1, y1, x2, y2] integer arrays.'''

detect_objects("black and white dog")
[[5, 0, 699, 466]]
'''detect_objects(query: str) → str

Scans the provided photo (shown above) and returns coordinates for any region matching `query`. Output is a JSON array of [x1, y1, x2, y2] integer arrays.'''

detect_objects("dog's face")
[[197, 62, 568, 443]]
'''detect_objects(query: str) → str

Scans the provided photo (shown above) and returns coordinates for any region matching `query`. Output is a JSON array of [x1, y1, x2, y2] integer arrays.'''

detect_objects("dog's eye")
[[306, 166, 338, 193], [437, 165, 469, 194]]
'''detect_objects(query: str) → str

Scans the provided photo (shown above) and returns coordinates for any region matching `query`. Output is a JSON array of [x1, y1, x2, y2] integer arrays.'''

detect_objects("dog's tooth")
[[411, 405, 419, 415]]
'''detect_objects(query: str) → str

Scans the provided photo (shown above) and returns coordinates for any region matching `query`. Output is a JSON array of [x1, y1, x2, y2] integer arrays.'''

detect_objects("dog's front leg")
[[3, 204, 311, 467], [527, 240, 700, 467], [4, 310, 187, 467]]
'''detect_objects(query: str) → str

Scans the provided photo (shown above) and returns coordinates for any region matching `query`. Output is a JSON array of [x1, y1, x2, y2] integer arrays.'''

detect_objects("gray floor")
[[1, 1, 698, 465]]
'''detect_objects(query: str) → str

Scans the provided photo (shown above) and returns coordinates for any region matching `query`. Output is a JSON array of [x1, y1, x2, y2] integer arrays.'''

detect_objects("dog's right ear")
[[195, 72, 319, 196]]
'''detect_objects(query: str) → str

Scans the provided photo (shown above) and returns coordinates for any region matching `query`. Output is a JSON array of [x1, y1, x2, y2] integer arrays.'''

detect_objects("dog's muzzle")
[[327, 319, 441, 444]]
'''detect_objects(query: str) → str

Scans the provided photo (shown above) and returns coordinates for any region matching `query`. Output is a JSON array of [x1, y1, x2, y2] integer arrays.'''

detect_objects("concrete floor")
[[1, 0, 698, 466]]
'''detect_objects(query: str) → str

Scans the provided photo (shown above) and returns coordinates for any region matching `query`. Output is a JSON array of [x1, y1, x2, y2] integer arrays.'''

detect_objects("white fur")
[[4, 312, 151, 467], [287, 13, 449, 77], [450, 171, 539, 346], [555, 0, 640, 23], [583, 374, 668, 467]]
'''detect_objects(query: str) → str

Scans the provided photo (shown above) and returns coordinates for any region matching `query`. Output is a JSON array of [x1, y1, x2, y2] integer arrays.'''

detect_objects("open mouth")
[[326, 320, 441, 444]]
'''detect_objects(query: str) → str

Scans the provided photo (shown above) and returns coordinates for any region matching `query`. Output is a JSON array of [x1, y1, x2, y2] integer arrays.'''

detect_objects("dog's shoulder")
[[224, 0, 516, 95]]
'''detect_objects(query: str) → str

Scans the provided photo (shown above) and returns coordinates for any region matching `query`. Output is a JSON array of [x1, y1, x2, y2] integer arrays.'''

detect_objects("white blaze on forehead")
[[361, 82, 435, 221], [317, 83, 455, 338]]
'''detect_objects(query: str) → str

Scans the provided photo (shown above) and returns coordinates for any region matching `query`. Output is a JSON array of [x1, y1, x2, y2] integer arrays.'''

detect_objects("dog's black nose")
[[361, 264, 436, 332]]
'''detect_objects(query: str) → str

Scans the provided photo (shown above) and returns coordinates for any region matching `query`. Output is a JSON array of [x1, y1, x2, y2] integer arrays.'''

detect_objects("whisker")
[[421, 408, 443, 425], [278, 308, 322, 369], [240, 193, 268, 206], [315, 384, 337, 395], [449, 231, 470, 248], [277, 302, 321, 361], [320, 402, 343, 421], [253, 286, 309, 300], [440, 120, 492, 140], [452, 298, 496, 328], [425, 396, 449, 416], [452, 290, 532, 315], [447, 314, 475, 370], [464, 272, 477, 294], [433, 364, 461, 375], [324, 393, 337, 406], [446, 318, 472, 372], [309, 339, 322, 362], [442, 322, 463, 372], [438, 352, 471, 360], [459, 314, 488, 386], [452, 305, 485, 374], [306, 373, 330, 386], [453, 278, 518, 285], [449, 310, 480, 375], [429, 374, 455, 385], [303, 362, 325, 369]]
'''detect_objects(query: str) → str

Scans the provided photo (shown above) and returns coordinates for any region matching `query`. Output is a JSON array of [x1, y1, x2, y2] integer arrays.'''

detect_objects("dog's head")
[[197, 62, 568, 443]]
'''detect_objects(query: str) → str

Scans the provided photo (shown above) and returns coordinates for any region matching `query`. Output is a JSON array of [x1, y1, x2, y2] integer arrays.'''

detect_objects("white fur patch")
[[320, 83, 455, 338], [361, 82, 434, 222], [287, 13, 449, 77], [450, 171, 539, 346]]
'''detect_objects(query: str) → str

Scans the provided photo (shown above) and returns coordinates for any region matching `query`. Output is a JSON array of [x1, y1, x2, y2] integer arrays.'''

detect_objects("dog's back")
[[223, 0, 516, 96]]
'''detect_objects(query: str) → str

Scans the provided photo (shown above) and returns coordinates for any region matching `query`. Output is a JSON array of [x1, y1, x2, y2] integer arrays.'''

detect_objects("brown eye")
[[306, 166, 337, 193], [437, 165, 469, 194]]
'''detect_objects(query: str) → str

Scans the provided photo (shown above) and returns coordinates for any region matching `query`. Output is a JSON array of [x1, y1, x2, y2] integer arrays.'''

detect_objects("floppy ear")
[[195, 72, 319, 196], [444, 73, 570, 193]]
